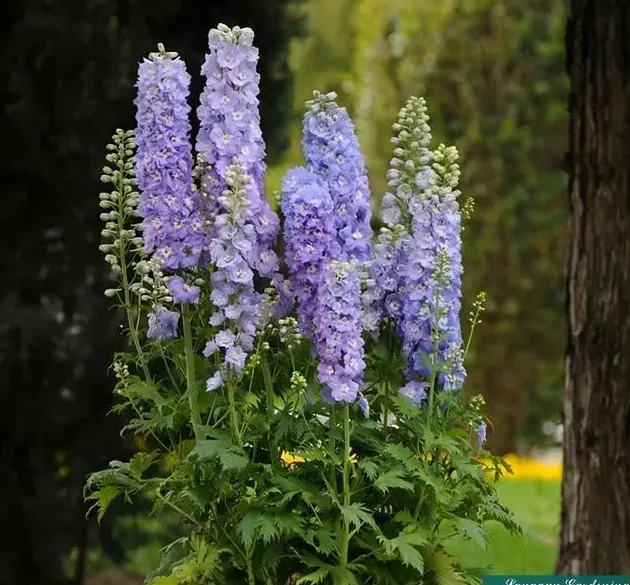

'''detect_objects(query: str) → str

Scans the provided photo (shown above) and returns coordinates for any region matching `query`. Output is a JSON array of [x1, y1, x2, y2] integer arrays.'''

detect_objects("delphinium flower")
[[134, 44, 206, 273], [427, 144, 466, 391], [361, 97, 433, 334], [313, 260, 366, 404], [399, 131, 465, 393], [202, 164, 272, 391], [196, 24, 279, 274], [476, 421, 487, 447], [147, 306, 180, 340], [302, 91, 372, 262], [366, 96, 466, 396], [281, 167, 339, 339]]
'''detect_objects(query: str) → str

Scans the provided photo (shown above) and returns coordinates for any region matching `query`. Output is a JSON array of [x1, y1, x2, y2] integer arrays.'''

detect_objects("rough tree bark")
[[558, 0, 630, 574]]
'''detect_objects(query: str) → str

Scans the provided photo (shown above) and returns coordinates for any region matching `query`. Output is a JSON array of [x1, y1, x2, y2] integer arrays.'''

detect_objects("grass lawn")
[[450, 479, 561, 575]]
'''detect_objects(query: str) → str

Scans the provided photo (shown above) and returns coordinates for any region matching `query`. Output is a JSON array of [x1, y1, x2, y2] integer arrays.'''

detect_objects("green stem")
[[340, 404, 351, 567], [116, 179, 150, 382], [382, 381, 389, 436], [261, 353, 277, 464], [182, 308, 202, 442], [246, 556, 256, 585], [227, 376, 243, 447], [463, 304, 482, 362], [329, 405, 338, 493], [428, 288, 442, 420]]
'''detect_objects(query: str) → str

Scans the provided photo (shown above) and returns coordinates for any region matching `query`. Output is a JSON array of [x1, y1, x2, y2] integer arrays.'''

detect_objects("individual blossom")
[[134, 44, 206, 271], [400, 380, 428, 406], [203, 164, 271, 390], [302, 91, 372, 262], [196, 24, 279, 272], [313, 260, 365, 404], [147, 305, 180, 340], [281, 167, 338, 339], [167, 275, 201, 305], [476, 421, 487, 447]]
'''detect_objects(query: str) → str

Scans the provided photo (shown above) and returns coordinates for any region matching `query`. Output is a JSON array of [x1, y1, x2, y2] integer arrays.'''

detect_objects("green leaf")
[[358, 458, 378, 480], [455, 518, 487, 549], [330, 566, 360, 585], [374, 469, 414, 494], [128, 451, 157, 477], [188, 439, 249, 471], [88, 485, 121, 522], [127, 380, 167, 407], [426, 549, 468, 585], [339, 503, 377, 531], [377, 530, 428, 573], [238, 512, 259, 549], [146, 576, 180, 585], [396, 541, 425, 572], [296, 568, 331, 584], [309, 529, 336, 554]]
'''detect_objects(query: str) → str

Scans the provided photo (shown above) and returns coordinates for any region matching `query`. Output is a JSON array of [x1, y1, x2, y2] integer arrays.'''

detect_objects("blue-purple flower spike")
[[313, 260, 366, 404], [196, 24, 279, 273], [203, 164, 271, 392], [281, 167, 339, 339], [134, 45, 205, 272], [367, 97, 466, 395], [302, 91, 372, 263]]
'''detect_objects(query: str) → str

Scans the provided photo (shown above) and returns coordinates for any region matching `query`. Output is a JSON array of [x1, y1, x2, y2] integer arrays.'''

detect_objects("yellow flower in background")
[[280, 450, 358, 467], [280, 449, 561, 481], [501, 454, 562, 481], [281, 452, 306, 466]]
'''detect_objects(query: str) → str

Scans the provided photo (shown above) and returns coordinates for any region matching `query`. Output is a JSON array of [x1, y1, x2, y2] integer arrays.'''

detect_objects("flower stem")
[[329, 405, 338, 493], [246, 556, 256, 585], [226, 377, 243, 448], [115, 177, 150, 382], [340, 403, 351, 567], [182, 307, 202, 442], [261, 353, 277, 464]]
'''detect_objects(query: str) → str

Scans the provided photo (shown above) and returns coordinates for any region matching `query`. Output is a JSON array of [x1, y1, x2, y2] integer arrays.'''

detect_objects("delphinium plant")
[[86, 23, 519, 585]]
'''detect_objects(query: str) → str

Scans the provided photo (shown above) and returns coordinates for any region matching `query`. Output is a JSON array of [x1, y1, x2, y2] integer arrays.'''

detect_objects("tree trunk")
[[558, 0, 630, 574]]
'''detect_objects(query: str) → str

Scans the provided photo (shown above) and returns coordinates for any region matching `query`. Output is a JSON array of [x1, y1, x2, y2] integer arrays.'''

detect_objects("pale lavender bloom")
[[281, 167, 338, 339], [203, 164, 272, 390], [206, 370, 223, 392], [134, 46, 206, 271], [147, 306, 180, 339], [313, 261, 365, 404], [400, 380, 428, 405], [301, 91, 372, 263], [167, 275, 200, 305], [476, 422, 487, 447], [196, 24, 279, 272]]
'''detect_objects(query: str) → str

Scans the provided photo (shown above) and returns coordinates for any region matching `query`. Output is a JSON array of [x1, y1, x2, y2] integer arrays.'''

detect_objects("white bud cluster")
[[289, 371, 308, 394], [99, 129, 144, 297], [276, 317, 302, 350], [130, 258, 171, 306], [430, 144, 461, 198]]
